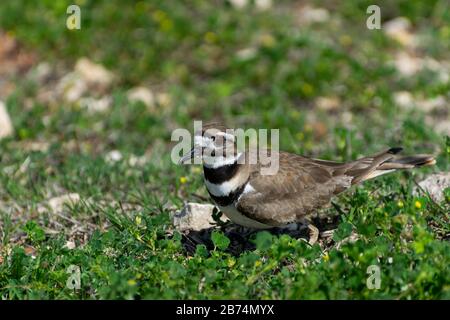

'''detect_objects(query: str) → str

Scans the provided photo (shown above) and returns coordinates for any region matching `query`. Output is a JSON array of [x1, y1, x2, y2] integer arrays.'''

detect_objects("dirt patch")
[[0, 30, 36, 97]]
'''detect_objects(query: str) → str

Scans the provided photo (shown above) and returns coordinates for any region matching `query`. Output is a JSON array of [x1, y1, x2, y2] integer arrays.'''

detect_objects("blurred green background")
[[0, 0, 448, 299]]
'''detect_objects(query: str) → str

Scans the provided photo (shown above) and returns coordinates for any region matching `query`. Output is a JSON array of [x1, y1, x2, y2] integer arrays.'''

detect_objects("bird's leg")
[[299, 218, 319, 245], [307, 224, 319, 245]]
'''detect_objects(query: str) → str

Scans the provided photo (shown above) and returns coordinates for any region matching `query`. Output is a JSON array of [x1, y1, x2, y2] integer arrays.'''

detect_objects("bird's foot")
[[307, 224, 319, 245]]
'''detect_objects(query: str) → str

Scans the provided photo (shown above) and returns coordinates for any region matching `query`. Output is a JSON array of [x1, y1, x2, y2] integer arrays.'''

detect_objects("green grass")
[[0, 0, 449, 299]]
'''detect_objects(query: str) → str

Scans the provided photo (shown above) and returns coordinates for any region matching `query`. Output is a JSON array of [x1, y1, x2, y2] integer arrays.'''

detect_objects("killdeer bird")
[[180, 124, 436, 244]]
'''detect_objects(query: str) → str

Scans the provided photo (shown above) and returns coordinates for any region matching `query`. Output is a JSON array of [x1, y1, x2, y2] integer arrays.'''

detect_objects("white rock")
[[229, 0, 248, 9], [316, 96, 340, 111], [156, 92, 171, 108], [127, 87, 155, 109], [172, 202, 228, 231], [57, 58, 115, 102], [128, 155, 148, 167], [65, 241, 76, 250], [416, 173, 450, 203], [384, 17, 416, 47], [29, 62, 52, 84], [79, 96, 112, 113], [75, 58, 115, 89], [48, 193, 81, 213], [417, 96, 447, 112], [255, 0, 272, 10], [433, 120, 450, 136], [393, 52, 422, 76], [0, 101, 13, 140], [105, 150, 123, 163], [58, 73, 88, 102], [236, 47, 257, 61], [384, 17, 411, 33], [393, 91, 414, 109], [393, 53, 450, 78], [297, 6, 330, 24]]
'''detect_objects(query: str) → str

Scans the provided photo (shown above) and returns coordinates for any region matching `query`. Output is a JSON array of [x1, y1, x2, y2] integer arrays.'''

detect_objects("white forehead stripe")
[[194, 135, 212, 147], [217, 132, 235, 142]]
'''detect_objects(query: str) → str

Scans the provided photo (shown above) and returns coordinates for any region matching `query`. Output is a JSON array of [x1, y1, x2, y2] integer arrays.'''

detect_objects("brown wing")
[[236, 151, 349, 225], [237, 148, 402, 226]]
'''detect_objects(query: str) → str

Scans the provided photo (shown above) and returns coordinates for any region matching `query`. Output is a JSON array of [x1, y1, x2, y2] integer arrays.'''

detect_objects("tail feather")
[[348, 147, 435, 183], [378, 154, 436, 170]]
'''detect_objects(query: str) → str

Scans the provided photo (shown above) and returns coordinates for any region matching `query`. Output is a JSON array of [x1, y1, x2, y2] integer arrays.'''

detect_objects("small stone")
[[384, 17, 411, 32], [229, 0, 248, 9], [416, 173, 450, 203], [316, 96, 340, 112], [417, 96, 446, 113], [393, 91, 414, 109], [75, 58, 115, 90], [255, 0, 272, 11], [384, 17, 416, 47], [433, 120, 450, 136], [393, 52, 422, 76], [48, 193, 81, 213], [79, 96, 112, 113], [0, 101, 13, 140], [57, 58, 115, 102], [105, 150, 123, 163], [58, 73, 87, 103], [297, 6, 330, 24], [156, 92, 171, 108], [128, 155, 148, 167], [172, 202, 228, 231], [65, 241, 76, 250], [236, 47, 257, 61], [30, 62, 52, 84], [127, 87, 155, 109]]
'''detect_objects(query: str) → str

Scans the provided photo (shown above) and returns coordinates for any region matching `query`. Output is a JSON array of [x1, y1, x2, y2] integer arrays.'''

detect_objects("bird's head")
[[179, 123, 239, 167]]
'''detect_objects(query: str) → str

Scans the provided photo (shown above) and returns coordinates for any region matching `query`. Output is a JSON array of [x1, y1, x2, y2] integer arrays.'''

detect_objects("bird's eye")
[[211, 136, 216, 141]]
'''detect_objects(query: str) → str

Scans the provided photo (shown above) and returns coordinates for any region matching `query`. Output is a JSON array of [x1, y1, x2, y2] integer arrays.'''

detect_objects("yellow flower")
[[397, 200, 404, 208], [415, 200, 422, 209], [135, 216, 142, 226], [339, 35, 352, 46], [160, 19, 173, 31], [290, 110, 301, 120], [204, 32, 217, 44], [260, 34, 275, 47], [255, 260, 262, 267], [296, 132, 305, 141], [323, 253, 330, 262], [152, 10, 166, 21], [127, 279, 137, 286], [301, 83, 314, 96], [180, 176, 188, 184]]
